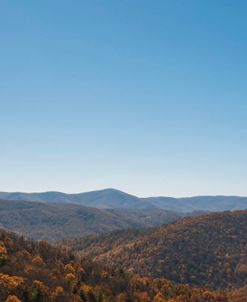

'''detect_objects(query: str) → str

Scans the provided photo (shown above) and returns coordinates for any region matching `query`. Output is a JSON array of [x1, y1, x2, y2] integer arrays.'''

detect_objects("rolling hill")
[[0, 199, 181, 241], [1, 189, 247, 212], [71, 210, 247, 290], [0, 228, 235, 302], [0, 189, 152, 209]]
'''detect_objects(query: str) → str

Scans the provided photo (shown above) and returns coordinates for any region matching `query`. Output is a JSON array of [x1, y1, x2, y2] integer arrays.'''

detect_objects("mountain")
[[71, 210, 247, 290], [0, 189, 153, 209], [1, 189, 247, 212], [0, 228, 234, 302], [142, 195, 247, 212], [151, 195, 247, 212], [0, 199, 181, 241]]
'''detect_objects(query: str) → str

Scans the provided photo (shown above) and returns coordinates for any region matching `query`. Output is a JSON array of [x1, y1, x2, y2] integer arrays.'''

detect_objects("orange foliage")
[[5, 295, 21, 302], [0, 273, 24, 289]]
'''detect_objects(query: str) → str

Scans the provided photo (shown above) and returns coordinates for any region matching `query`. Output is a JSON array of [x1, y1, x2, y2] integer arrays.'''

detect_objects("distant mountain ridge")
[[1, 188, 247, 212], [0, 189, 152, 209], [0, 199, 181, 241]]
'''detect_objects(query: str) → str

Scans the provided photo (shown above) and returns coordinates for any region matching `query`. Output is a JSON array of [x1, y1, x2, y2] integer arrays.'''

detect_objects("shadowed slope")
[[0, 199, 181, 241]]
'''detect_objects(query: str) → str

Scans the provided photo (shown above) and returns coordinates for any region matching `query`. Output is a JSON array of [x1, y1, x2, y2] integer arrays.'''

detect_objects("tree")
[[32, 255, 45, 266], [5, 296, 21, 302], [0, 240, 8, 264]]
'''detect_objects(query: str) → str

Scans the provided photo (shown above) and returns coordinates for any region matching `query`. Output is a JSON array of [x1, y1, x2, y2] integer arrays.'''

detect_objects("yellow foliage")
[[66, 273, 76, 283], [80, 284, 93, 294], [65, 263, 75, 273], [5, 295, 22, 302], [0, 273, 24, 289]]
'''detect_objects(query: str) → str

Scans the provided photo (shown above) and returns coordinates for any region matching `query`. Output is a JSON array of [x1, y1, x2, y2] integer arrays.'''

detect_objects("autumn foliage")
[[0, 228, 231, 302], [2, 210, 247, 301], [71, 210, 247, 290]]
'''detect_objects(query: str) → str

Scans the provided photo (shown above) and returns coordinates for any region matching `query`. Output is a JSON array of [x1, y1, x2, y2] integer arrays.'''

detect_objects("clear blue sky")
[[1, 0, 247, 197]]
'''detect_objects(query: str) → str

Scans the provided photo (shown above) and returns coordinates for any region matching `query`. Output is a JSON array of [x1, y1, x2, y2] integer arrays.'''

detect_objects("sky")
[[0, 0, 247, 197]]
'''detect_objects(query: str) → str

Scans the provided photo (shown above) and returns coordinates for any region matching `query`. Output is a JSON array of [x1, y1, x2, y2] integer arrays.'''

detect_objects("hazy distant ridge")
[[0, 199, 180, 241], [1, 188, 247, 212]]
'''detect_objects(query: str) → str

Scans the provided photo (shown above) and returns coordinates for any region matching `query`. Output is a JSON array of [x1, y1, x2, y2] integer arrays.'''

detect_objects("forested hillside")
[[0, 199, 181, 241], [0, 228, 230, 302], [72, 210, 247, 290]]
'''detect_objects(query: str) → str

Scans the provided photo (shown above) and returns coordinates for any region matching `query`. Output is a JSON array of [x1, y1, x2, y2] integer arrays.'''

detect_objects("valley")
[[1, 191, 247, 301]]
